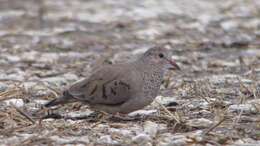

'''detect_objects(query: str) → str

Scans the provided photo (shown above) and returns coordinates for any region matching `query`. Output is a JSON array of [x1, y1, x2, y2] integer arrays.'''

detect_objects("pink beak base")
[[167, 59, 181, 70]]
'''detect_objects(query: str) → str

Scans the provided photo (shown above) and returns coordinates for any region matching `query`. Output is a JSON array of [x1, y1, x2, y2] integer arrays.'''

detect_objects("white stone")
[[50, 135, 89, 144], [98, 135, 118, 145], [144, 121, 159, 138], [158, 133, 187, 146], [5, 55, 20, 63], [110, 128, 132, 138], [21, 51, 38, 62], [22, 82, 37, 91], [4, 99, 24, 107], [242, 49, 260, 58], [155, 95, 177, 105], [5, 72, 25, 81], [42, 76, 67, 86], [128, 109, 157, 117], [221, 20, 238, 31], [34, 99, 48, 105], [132, 133, 152, 145], [66, 110, 93, 118], [135, 27, 161, 40], [186, 118, 213, 128], [244, 19, 260, 29], [207, 74, 252, 84], [0, 82, 8, 91], [63, 73, 79, 81], [233, 138, 259, 145], [228, 104, 257, 114], [39, 53, 59, 63], [248, 99, 260, 105], [208, 60, 239, 67]]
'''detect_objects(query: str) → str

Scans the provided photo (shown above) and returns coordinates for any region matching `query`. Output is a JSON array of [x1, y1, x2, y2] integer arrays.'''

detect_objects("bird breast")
[[142, 70, 163, 98]]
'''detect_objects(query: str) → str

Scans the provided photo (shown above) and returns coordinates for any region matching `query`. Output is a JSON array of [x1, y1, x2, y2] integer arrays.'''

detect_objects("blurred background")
[[0, 0, 259, 145], [0, 0, 259, 80]]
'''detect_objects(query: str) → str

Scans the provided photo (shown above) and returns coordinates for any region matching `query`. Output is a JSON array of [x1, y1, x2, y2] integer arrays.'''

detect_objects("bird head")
[[141, 46, 180, 70]]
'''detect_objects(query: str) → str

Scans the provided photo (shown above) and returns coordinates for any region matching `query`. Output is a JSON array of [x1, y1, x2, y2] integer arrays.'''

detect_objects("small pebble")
[[228, 104, 257, 114], [186, 118, 213, 128], [0, 82, 8, 92], [4, 99, 24, 107], [98, 135, 118, 145], [132, 133, 152, 145]]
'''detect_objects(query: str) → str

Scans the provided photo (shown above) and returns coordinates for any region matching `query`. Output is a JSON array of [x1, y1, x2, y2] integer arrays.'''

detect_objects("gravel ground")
[[0, 0, 259, 145]]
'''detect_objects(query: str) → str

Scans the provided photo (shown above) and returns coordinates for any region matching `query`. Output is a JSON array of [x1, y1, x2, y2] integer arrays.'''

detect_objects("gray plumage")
[[45, 46, 180, 114]]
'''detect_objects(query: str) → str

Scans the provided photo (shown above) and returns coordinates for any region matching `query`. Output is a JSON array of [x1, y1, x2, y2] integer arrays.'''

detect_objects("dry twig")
[[12, 105, 35, 124]]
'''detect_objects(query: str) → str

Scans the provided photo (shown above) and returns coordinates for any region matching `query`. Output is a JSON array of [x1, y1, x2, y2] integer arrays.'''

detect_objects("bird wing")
[[68, 65, 133, 105]]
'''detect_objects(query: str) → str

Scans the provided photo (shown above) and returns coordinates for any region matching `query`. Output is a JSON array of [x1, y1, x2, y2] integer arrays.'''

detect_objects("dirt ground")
[[0, 0, 259, 145]]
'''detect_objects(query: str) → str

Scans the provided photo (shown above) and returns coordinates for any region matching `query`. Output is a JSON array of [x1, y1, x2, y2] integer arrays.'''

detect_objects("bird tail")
[[44, 91, 75, 107]]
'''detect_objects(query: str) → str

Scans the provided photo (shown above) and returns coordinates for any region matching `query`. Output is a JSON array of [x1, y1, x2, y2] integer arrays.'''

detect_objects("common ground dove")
[[45, 46, 180, 114]]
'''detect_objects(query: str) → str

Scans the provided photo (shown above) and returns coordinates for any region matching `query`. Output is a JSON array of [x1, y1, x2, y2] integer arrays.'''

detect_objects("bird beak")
[[166, 58, 181, 70]]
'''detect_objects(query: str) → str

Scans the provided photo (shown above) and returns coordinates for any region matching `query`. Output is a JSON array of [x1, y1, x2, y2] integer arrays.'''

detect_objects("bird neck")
[[134, 59, 165, 75]]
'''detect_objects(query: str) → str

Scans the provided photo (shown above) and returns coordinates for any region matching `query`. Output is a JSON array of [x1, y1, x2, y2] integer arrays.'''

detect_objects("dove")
[[44, 46, 180, 114]]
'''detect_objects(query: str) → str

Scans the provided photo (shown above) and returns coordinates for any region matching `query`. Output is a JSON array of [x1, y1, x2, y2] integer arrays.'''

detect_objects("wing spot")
[[80, 83, 88, 89], [102, 85, 108, 99], [111, 87, 116, 95], [119, 81, 130, 89], [90, 84, 98, 96]]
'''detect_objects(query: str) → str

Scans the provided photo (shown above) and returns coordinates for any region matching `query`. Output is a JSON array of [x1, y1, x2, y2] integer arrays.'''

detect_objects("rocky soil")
[[0, 0, 259, 145]]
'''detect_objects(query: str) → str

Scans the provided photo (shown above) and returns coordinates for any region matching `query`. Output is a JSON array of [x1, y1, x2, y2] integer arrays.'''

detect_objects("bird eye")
[[158, 53, 164, 58]]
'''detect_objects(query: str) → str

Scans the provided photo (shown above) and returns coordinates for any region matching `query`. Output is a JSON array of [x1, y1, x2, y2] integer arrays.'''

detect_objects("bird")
[[44, 46, 180, 114]]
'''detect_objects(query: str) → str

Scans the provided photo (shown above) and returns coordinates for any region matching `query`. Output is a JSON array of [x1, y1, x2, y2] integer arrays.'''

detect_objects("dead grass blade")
[[155, 100, 181, 123], [12, 104, 35, 124], [202, 117, 226, 135]]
